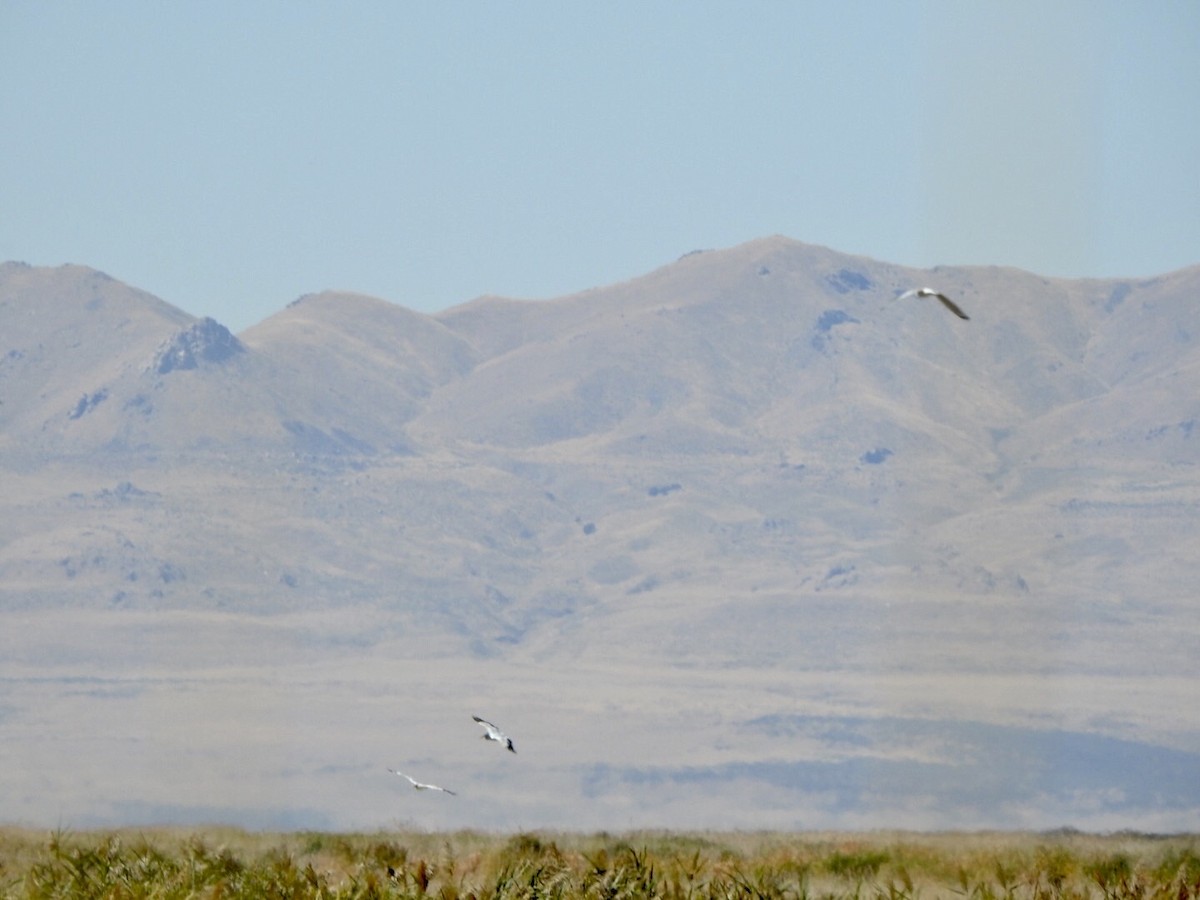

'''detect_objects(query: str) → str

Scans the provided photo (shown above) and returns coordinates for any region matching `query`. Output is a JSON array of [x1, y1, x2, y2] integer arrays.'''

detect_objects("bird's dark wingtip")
[[936, 295, 970, 319]]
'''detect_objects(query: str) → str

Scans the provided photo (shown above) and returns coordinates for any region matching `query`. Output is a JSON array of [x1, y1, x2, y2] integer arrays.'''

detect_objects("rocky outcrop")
[[151, 317, 243, 374]]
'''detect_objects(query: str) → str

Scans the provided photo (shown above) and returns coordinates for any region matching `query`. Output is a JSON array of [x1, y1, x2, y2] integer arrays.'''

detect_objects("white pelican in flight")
[[473, 715, 516, 753], [897, 287, 970, 320], [387, 768, 456, 795]]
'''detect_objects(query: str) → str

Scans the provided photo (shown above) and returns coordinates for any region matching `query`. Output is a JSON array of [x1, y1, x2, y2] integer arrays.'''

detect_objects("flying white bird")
[[387, 768, 456, 795], [473, 715, 516, 753], [896, 287, 970, 320]]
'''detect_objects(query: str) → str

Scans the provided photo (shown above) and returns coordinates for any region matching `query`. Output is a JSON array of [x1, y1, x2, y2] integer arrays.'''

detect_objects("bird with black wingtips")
[[896, 287, 970, 320], [388, 768, 457, 795], [473, 715, 516, 753]]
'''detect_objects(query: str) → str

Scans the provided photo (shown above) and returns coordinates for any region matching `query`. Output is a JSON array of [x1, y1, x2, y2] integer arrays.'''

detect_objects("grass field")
[[1, 827, 1197, 898]]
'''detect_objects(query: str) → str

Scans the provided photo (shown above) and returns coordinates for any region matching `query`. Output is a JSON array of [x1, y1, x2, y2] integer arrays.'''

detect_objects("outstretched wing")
[[388, 768, 417, 786], [933, 293, 970, 320], [414, 780, 456, 794], [474, 715, 506, 738]]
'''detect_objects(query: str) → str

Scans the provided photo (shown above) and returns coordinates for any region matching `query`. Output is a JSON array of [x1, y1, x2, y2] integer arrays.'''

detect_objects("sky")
[[2, 1, 1198, 333]]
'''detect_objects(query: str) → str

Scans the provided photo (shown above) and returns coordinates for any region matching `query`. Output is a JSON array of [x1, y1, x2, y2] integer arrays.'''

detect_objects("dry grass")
[[0, 826, 1196, 898]]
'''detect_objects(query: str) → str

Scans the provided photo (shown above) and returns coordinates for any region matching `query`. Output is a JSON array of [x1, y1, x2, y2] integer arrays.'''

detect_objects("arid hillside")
[[1, 238, 1197, 832]]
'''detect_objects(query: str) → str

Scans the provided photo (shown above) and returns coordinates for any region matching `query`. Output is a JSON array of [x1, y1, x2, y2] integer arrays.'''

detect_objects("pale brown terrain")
[[1, 238, 1197, 832]]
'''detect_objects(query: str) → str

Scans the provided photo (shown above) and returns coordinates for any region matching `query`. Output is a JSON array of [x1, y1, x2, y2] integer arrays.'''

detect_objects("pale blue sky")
[[2, 2, 1197, 332]]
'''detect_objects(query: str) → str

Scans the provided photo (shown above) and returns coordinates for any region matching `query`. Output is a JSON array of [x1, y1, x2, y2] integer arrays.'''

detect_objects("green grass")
[[0, 827, 1196, 898]]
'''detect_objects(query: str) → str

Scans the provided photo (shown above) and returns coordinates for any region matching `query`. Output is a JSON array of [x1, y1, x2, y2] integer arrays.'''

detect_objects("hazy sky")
[[2, 2, 1197, 332]]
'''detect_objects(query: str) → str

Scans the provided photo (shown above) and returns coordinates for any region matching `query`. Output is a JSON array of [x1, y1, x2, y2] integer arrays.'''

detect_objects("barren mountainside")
[[1, 238, 1197, 832]]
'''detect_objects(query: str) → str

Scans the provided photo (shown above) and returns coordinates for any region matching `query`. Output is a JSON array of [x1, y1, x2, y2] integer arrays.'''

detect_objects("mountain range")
[[1, 236, 1197, 832]]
